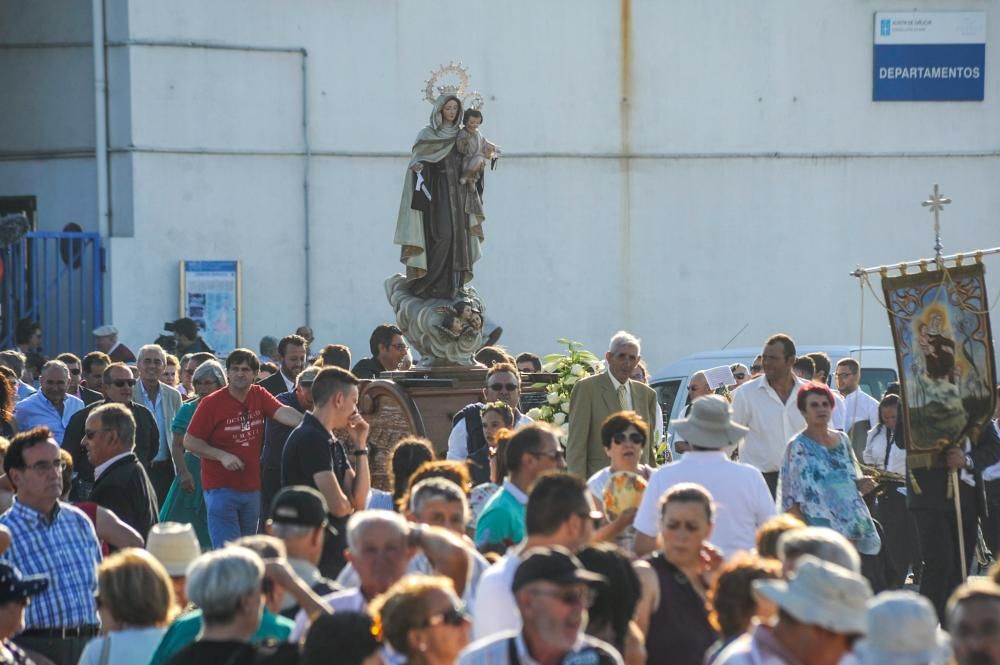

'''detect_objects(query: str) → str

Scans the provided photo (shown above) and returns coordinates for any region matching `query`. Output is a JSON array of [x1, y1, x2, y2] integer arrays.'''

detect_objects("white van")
[[649, 345, 898, 442]]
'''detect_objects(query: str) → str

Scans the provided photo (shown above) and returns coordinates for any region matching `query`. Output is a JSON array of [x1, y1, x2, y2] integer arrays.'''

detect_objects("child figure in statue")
[[456, 109, 498, 224], [457, 109, 500, 192]]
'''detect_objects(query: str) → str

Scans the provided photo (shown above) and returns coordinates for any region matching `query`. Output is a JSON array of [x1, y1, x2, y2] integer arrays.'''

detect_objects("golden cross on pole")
[[922, 183, 952, 267]]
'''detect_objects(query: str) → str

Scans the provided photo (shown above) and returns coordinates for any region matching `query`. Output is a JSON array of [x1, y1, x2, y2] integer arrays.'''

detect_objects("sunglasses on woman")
[[424, 605, 469, 627], [612, 432, 645, 445]]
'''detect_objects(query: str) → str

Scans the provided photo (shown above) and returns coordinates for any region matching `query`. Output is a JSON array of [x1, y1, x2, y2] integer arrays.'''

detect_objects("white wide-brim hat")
[[672, 394, 748, 449], [753, 555, 872, 635], [146, 522, 202, 576], [853, 591, 951, 665]]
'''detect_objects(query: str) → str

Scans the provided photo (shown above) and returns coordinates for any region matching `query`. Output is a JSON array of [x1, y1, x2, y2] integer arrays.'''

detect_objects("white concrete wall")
[[4, 0, 999, 370]]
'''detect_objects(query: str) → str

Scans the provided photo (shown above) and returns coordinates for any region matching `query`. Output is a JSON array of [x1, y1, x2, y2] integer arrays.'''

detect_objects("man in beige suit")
[[133, 343, 183, 504], [566, 331, 659, 478]]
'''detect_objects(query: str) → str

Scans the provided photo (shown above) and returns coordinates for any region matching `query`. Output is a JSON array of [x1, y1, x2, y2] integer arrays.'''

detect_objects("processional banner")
[[882, 263, 997, 469]]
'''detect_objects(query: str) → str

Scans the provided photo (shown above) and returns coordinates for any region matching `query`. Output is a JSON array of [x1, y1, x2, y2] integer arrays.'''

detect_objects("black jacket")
[[63, 400, 161, 482], [908, 421, 1000, 516], [257, 370, 292, 397], [78, 387, 104, 406], [90, 452, 159, 540], [176, 337, 215, 356], [981, 420, 1000, 501]]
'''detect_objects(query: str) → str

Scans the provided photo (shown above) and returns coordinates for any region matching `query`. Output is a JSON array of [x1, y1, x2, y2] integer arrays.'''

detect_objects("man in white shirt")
[[634, 395, 775, 559], [731, 334, 810, 497], [446, 363, 533, 466], [834, 358, 880, 458], [471, 473, 597, 640]]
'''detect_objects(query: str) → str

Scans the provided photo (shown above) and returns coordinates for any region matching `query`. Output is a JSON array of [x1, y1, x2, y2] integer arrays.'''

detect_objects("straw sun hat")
[[145, 522, 202, 577]]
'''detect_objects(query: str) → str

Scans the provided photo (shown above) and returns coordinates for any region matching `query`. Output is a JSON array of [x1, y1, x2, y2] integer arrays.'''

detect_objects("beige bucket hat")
[[753, 555, 872, 635], [672, 394, 748, 449]]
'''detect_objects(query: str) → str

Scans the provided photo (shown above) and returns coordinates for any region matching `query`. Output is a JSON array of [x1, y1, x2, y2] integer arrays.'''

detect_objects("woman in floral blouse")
[[779, 382, 881, 556]]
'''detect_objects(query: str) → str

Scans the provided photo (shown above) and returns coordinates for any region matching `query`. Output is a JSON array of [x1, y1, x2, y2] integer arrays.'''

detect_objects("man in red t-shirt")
[[185, 348, 303, 547]]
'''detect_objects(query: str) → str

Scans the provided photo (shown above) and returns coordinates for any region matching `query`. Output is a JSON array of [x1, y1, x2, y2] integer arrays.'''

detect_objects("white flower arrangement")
[[525, 339, 601, 434]]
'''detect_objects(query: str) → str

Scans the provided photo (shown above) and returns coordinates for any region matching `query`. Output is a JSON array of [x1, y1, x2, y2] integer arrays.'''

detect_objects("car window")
[[653, 379, 682, 428], [860, 368, 897, 401]]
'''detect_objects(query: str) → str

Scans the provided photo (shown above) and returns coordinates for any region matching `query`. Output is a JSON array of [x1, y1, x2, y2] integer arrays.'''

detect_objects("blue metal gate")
[[0, 231, 105, 356]]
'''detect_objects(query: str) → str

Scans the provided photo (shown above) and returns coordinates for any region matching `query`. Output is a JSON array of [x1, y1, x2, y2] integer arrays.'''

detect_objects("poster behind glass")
[[180, 260, 241, 356]]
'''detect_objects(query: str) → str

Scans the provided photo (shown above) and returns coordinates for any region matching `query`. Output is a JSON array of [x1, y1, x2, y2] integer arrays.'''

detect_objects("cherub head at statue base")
[[385, 274, 486, 367]]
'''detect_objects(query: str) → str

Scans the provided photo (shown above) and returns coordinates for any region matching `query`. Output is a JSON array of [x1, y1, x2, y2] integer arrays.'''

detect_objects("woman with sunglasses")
[[369, 574, 470, 665], [634, 483, 721, 665], [159, 360, 226, 549], [587, 411, 653, 556]]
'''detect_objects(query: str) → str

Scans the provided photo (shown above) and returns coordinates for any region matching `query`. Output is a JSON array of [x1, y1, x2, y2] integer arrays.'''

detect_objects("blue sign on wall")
[[873, 12, 986, 102]]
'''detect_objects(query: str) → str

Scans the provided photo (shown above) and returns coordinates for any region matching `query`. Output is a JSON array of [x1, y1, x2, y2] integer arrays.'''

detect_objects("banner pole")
[[952, 469, 968, 582]]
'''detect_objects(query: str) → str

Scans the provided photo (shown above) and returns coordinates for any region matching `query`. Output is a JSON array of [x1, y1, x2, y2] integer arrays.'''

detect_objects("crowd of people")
[[0, 318, 997, 665]]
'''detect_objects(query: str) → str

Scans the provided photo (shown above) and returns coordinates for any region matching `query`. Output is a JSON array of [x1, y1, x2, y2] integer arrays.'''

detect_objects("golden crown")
[[423, 62, 484, 110]]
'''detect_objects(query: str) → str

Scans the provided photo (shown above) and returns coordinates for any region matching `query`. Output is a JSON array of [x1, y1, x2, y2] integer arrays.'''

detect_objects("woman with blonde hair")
[[77, 548, 177, 665], [369, 574, 470, 665]]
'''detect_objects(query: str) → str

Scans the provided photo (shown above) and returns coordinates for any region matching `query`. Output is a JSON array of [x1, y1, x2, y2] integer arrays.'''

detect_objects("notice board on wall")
[[179, 260, 241, 355]]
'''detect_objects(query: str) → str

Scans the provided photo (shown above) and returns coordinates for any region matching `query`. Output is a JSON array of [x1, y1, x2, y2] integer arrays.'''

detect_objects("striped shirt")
[[0, 498, 101, 629]]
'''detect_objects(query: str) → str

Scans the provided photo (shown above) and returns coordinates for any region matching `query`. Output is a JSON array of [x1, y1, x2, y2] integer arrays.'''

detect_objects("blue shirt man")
[[1, 427, 102, 665], [14, 361, 84, 444]]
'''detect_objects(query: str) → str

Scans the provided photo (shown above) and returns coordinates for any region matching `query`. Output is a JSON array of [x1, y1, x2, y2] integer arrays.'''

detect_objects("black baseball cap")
[[0, 563, 48, 604], [164, 318, 199, 338], [270, 486, 338, 536], [511, 546, 606, 593]]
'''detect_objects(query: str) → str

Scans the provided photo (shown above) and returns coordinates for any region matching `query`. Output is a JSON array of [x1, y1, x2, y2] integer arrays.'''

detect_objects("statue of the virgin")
[[393, 65, 487, 300]]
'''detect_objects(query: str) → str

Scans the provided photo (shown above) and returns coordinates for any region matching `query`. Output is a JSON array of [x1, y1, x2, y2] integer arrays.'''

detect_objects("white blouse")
[[863, 424, 906, 477]]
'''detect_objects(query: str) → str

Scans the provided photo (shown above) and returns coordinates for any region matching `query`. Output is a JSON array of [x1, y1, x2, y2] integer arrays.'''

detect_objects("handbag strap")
[[508, 637, 522, 665], [883, 428, 894, 470], [98, 635, 111, 665]]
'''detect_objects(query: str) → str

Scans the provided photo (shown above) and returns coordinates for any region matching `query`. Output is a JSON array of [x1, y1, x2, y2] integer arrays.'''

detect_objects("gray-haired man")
[[566, 331, 658, 478], [290, 510, 473, 642], [133, 344, 182, 504], [84, 402, 159, 538]]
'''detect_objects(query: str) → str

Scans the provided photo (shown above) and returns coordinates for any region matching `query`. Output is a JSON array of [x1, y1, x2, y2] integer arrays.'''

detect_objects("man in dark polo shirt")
[[281, 366, 370, 577], [260, 366, 319, 518], [350, 324, 407, 379]]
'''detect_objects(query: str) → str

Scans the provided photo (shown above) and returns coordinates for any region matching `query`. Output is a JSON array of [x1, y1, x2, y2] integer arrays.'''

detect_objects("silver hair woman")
[[172, 547, 268, 661], [158, 358, 225, 549]]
